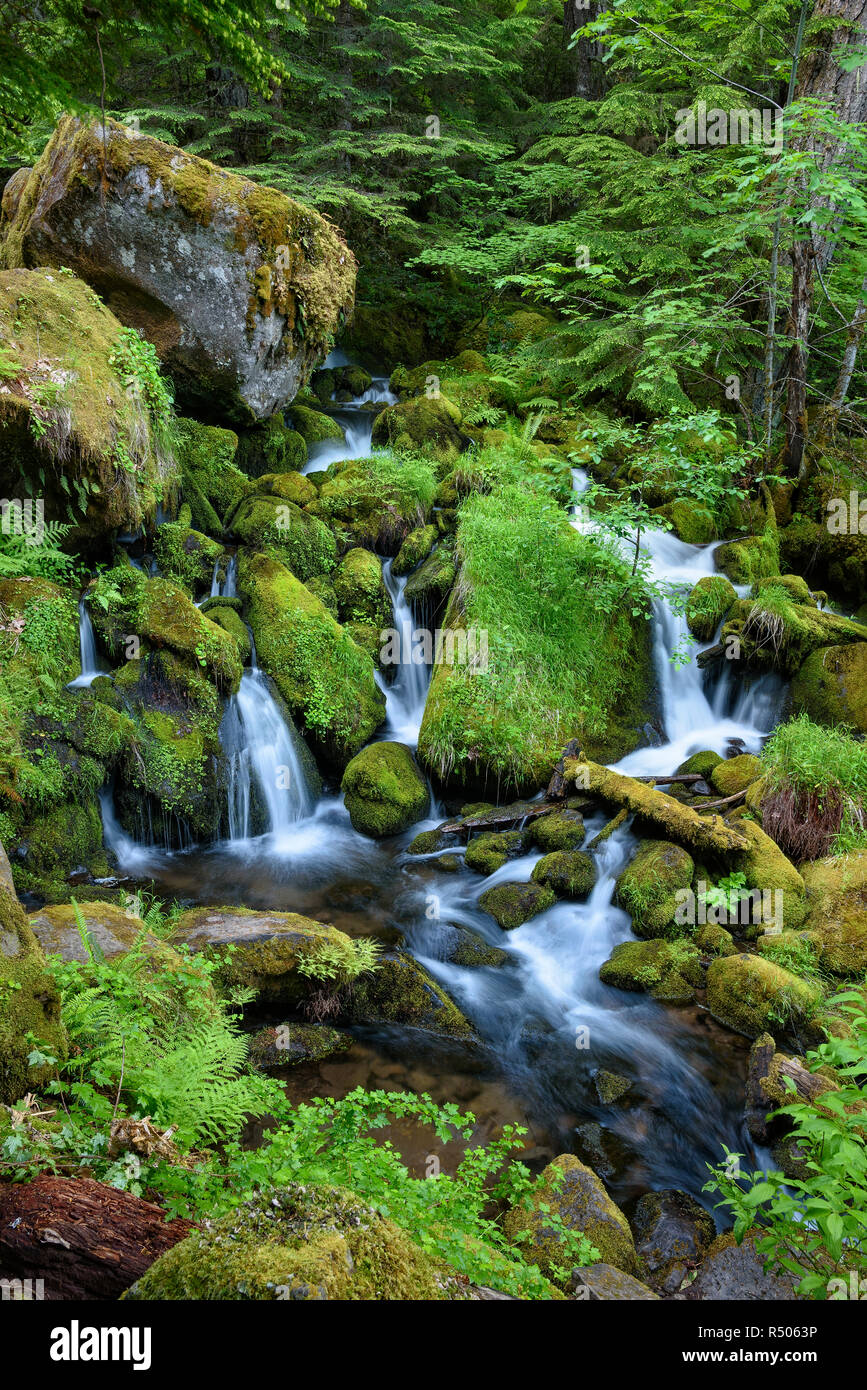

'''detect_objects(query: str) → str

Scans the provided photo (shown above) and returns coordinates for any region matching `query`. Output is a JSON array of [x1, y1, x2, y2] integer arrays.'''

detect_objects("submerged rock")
[[2, 117, 356, 421], [345, 951, 473, 1038], [679, 1230, 800, 1300], [248, 1023, 351, 1071], [341, 742, 429, 838], [593, 1069, 632, 1104], [632, 1189, 716, 1295]]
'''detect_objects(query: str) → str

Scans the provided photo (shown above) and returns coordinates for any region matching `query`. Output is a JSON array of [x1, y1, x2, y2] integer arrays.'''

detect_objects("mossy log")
[[563, 758, 749, 855]]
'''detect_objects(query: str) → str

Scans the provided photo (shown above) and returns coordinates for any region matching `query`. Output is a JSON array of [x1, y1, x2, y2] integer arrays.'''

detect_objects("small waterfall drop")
[[302, 355, 398, 475], [377, 558, 432, 747], [68, 597, 105, 688]]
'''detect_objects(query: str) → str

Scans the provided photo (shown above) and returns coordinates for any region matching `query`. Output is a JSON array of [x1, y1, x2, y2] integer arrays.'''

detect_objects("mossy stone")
[[229, 493, 337, 583], [706, 953, 823, 1040], [346, 951, 472, 1037], [341, 742, 429, 838], [599, 938, 705, 1003], [695, 924, 736, 957], [478, 881, 556, 930], [0, 888, 67, 1104], [464, 831, 523, 876], [531, 850, 596, 900], [675, 750, 724, 778], [615, 840, 694, 938], [392, 525, 438, 576], [248, 1023, 351, 1070], [791, 642, 867, 733], [286, 404, 345, 444], [710, 754, 762, 796], [503, 1154, 637, 1281], [529, 810, 586, 853], [333, 548, 391, 628], [685, 576, 737, 641]]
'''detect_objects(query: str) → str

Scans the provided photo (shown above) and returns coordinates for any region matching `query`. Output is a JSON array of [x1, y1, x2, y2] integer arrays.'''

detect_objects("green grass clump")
[[761, 714, 867, 855]]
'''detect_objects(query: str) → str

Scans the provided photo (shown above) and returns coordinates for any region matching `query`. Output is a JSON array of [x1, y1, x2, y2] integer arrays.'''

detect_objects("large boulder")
[[705, 953, 823, 1041], [227, 491, 337, 583], [791, 642, 867, 733], [799, 853, 867, 975], [371, 396, 468, 468], [0, 268, 177, 540], [1, 117, 356, 421], [0, 887, 67, 1103], [238, 551, 385, 767], [615, 840, 694, 938], [341, 742, 429, 838]]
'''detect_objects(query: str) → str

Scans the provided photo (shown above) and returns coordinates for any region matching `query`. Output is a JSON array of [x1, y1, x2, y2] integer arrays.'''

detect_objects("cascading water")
[[222, 648, 316, 843], [376, 558, 432, 746], [67, 597, 106, 688], [302, 350, 397, 474]]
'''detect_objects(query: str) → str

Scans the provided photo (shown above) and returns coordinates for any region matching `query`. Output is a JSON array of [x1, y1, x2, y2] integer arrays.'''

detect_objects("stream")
[[89, 360, 786, 1217]]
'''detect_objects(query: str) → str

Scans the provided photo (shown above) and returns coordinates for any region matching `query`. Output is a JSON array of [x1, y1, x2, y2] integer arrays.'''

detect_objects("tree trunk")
[[563, 2, 608, 100], [0, 1176, 194, 1300]]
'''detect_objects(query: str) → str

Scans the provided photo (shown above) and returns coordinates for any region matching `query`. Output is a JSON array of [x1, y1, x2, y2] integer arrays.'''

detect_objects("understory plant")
[[760, 715, 867, 859]]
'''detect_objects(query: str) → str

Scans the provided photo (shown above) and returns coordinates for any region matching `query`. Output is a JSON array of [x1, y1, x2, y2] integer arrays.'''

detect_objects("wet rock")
[[345, 951, 473, 1038], [478, 880, 556, 930], [632, 1189, 716, 1294], [792, 641, 867, 733], [706, 953, 823, 1042], [531, 850, 596, 900], [406, 828, 460, 856], [678, 1231, 801, 1300], [710, 753, 762, 797], [599, 938, 705, 1003], [593, 1069, 632, 1104], [248, 1023, 351, 1071], [442, 924, 508, 968], [685, 576, 737, 641], [569, 1265, 659, 1300], [675, 750, 723, 779], [615, 840, 694, 938], [529, 810, 586, 853], [573, 1121, 632, 1182], [464, 830, 524, 876]]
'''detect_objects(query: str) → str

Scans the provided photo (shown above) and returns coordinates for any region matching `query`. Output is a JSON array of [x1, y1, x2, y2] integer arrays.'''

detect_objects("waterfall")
[[98, 787, 162, 873], [302, 356, 398, 475], [376, 558, 432, 747], [67, 598, 105, 688], [221, 647, 315, 842]]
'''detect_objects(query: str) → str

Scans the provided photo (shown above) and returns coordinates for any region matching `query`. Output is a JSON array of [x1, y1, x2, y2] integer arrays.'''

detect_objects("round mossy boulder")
[[346, 950, 472, 1037], [229, 493, 337, 583], [333, 548, 391, 628], [248, 1023, 351, 1071], [695, 924, 737, 957], [503, 1154, 637, 1281], [441, 924, 508, 968], [705, 953, 823, 1040], [392, 525, 438, 576], [464, 830, 524, 876], [615, 840, 694, 939], [205, 604, 252, 663], [286, 404, 346, 444], [124, 1184, 460, 1300], [529, 810, 586, 853], [478, 880, 556, 930], [710, 753, 762, 796], [253, 469, 318, 508], [685, 575, 737, 641], [531, 850, 596, 900], [675, 749, 724, 778], [341, 741, 429, 838], [791, 642, 867, 733], [371, 396, 466, 468]]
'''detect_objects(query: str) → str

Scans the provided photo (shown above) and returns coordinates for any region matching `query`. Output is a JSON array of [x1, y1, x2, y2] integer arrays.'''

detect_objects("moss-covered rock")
[[406, 827, 460, 856], [124, 1184, 461, 1300], [403, 540, 457, 623], [675, 750, 723, 778], [722, 591, 867, 677], [710, 754, 762, 796], [152, 523, 223, 594], [11, 799, 108, 889], [176, 418, 250, 529], [791, 642, 867, 733], [239, 550, 385, 768], [346, 951, 473, 1037], [172, 906, 361, 1004], [728, 817, 807, 930], [503, 1154, 636, 1280], [371, 396, 467, 468], [654, 499, 716, 545], [529, 810, 586, 853], [341, 742, 429, 838], [248, 1022, 351, 1070], [2, 116, 356, 421], [714, 493, 780, 585], [696, 923, 737, 957], [531, 850, 596, 900], [615, 841, 694, 939], [393, 525, 438, 576], [478, 881, 556, 930], [464, 831, 524, 876], [235, 416, 308, 479], [204, 604, 251, 663], [705, 953, 823, 1040], [0, 887, 67, 1103], [799, 853, 867, 976], [228, 491, 337, 582], [441, 924, 509, 968], [252, 469, 319, 509], [333, 548, 391, 628], [685, 576, 737, 641], [314, 457, 437, 554], [0, 269, 177, 540], [599, 938, 705, 1003], [286, 404, 345, 444]]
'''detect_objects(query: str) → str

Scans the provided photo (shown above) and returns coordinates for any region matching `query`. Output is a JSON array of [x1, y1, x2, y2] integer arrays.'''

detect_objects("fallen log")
[[563, 757, 749, 855], [587, 808, 628, 851], [0, 1175, 194, 1300], [697, 789, 747, 814]]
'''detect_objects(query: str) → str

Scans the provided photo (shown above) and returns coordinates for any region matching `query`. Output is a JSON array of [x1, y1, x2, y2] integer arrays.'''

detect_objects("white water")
[[222, 652, 315, 844], [67, 598, 105, 688], [301, 361, 397, 474], [376, 558, 432, 746]]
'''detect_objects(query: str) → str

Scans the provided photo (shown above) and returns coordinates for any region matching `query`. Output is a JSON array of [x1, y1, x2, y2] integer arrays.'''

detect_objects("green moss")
[[710, 754, 762, 796], [235, 416, 308, 479], [314, 455, 437, 553], [685, 576, 737, 641], [714, 498, 780, 586], [0, 269, 176, 537], [205, 605, 251, 663], [443, 924, 509, 967], [152, 523, 223, 594], [253, 469, 318, 508], [531, 850, 596, 899], [248, 1023, 351, 1070], [675, 749, 723, 778], [529, 810, 586, 853], [239, 550, 385, 768], [229, 493, 337, 582], [125, 1184, 456, 1301], [478, 880, 556, 930], [706, 953, 823, 1040], [403, 540, 457, 624], [341, 741, 429, 838], [727, 817, 807, 930], [615, 840, 694, 938], [175, 418, 249, 528], [654, 499, 716, 544], [371, 396, 466, 468], [0, 888, 67, 1103], [723, 590, 867, 677], [287, 404, 345, 444], [503, 1154, 636, 1281], [696, 924, 737, 956], [464, 830, 524, 875], [791, 642, 867, 733], [393, 524, 439, 576], [347, 950, 472, 1037], [333, 548, 391, 628], [12, 798, 107, 889], [599, 938, 705, 1003], [799, 853, 867, 976]]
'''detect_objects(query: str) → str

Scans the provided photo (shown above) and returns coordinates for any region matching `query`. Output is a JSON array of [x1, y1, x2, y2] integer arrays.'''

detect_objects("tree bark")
[[0, 1176, 194, 1300]]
